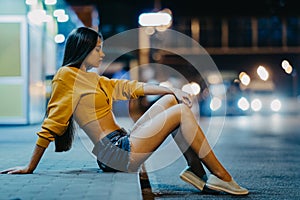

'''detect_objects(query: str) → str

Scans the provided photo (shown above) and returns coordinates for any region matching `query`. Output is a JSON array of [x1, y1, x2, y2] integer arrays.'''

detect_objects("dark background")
[[62, 0, 300, 97]]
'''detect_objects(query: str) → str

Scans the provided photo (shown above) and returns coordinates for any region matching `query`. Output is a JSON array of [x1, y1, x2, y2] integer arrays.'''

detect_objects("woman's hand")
[[1, 145, 46, 175], [0, 166, 33, 174], [171, 88, 194, 108], [142, 83, 194, 108]]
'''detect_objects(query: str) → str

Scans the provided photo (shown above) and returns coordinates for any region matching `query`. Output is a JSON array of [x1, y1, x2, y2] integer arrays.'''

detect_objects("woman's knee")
[[178, 103, 189, 110], [161, 94, 178, 107], [177, 103, 193, 117]]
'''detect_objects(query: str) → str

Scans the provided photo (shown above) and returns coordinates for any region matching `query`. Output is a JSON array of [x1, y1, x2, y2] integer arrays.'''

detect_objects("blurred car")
[[247, 90, 282, 114], [200, 79, 250, 116], [245, 80, 282, 114], [200, 78, 282, 116]]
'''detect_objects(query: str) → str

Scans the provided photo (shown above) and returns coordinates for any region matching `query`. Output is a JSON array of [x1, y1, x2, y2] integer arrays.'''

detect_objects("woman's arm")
[[143, 83, 193, 108], [0, 145, 45, 174]]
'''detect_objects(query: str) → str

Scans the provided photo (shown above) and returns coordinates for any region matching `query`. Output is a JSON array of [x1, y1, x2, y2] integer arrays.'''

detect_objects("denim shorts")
[[92, 128, 131, 172]]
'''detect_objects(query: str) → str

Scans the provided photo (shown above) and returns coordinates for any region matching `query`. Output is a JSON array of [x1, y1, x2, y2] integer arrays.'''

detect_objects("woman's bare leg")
[[131, 95, 177, 130], [132, 95, 206, 177], [171, 128, 207, 177], [129, 96, 231, 181]]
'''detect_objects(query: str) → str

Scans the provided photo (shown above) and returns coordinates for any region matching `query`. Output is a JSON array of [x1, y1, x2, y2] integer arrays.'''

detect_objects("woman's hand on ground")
[[0, 166, 32, 174]]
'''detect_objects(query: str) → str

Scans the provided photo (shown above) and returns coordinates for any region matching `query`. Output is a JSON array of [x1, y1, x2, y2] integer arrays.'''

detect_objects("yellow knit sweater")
[[36, 66, 144, 148]]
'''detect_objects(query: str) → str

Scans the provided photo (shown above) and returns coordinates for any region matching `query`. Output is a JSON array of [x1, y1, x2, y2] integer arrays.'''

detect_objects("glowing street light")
[[54, 34, 65, 43], [270, 99, 281, 112], [210, 97, 222, 111], [138, 12, 172, 27], [237, 97, 250, 111], [239, 71, 251, 86], [285, 65, 293, 74], [25, 0, 37, 5], [281, 59, 290, 71], [251, 98, 262, 111], [281, 59, 298, 97], [53, 9, 65, 17], [281, 59, 293, 74], [45, 0, 57, 5], [257, 65, 269, 81], [27, 10, 52, 25], [138, 9, 173, 76], [182, 82, 201, 95]]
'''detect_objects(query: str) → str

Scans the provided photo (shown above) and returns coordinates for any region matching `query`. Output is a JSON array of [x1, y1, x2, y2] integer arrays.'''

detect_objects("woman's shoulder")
[[54, 66, 79, 81], [98, 75, 110, 81], [56, 66, 78, 75], [98, 76, 118, 88]]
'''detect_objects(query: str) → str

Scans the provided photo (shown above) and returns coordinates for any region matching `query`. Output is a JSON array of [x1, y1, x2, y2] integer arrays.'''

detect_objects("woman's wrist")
[[168, 87, 175, 94], [169, 87, 179, 94], [26, 165, 35, 173]]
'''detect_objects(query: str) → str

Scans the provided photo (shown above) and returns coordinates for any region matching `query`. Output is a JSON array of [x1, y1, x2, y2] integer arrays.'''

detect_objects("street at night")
[[142, 114, 300, 199], [1, 1, 300, 200]]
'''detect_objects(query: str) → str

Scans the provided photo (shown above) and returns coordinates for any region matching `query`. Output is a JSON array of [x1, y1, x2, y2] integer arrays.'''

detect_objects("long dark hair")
[[54, 27, 102, 152]]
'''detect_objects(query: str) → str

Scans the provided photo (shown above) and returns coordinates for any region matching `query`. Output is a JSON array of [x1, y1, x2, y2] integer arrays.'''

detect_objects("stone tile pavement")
[[0, 123, 142, 200]]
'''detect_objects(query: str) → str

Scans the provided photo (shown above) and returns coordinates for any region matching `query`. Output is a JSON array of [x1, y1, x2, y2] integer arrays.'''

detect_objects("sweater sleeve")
[[108, 78, 145, 100], [36, 78, 79, 148]]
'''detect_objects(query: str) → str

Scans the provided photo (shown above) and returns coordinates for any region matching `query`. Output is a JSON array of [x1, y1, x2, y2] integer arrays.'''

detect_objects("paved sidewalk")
[[2, 115, 300, 200], [0, 123, 142, 200]]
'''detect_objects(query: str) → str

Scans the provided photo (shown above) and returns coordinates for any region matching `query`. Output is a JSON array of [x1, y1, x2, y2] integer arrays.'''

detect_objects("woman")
[[0, 27, 248, 196]]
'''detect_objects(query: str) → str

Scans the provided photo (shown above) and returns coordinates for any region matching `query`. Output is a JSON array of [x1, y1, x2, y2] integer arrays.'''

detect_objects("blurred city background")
[[0, 0, 300, 124], [1, 2, 300, 199]]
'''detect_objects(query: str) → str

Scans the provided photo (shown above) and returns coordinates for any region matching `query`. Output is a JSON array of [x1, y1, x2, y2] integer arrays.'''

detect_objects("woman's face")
[[83, 37, 105, 70]]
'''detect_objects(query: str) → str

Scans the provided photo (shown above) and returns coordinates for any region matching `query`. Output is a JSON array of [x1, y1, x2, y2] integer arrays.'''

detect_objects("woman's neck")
[[80, 64, 92, 72]]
